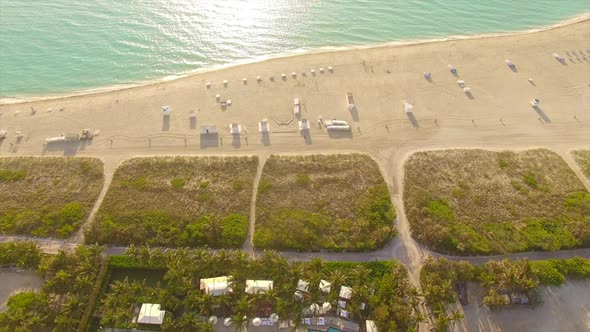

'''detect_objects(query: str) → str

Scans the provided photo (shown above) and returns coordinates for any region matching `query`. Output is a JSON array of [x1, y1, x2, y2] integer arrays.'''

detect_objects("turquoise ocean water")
[[1, 0, 589, 98]]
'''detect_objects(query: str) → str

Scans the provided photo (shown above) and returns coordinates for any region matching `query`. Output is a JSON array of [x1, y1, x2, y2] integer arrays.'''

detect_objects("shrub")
[[170, 178, 186, 189], [0, 169, 26, 182], [531, 261, 566, 285]]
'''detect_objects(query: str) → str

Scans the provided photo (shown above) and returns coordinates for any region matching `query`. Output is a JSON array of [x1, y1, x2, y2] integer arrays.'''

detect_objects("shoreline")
[[1, 12, 588, 105]]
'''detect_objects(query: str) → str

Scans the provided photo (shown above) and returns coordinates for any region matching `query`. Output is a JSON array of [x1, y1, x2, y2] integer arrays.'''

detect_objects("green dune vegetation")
[[85, 156, 257, 248], [0, 157, 104, 238], [254, 154, 396, 250], [404, 149, 590, 255], [572, 150, 590, 179]]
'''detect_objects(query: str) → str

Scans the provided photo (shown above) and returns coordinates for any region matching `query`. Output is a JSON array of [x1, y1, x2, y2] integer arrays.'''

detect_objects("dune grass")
[[572, 150, 590, 180], [0, 157, 104, 238], [254, 154, 396, 250], [85, 156, 258, 248], [404, 149, 590, 255]]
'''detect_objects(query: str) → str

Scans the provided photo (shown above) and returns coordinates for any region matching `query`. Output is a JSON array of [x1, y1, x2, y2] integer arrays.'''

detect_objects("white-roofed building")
[[200, 276, 231, 296], [245, 280, 273, 294], [136, 303, 166, 325]]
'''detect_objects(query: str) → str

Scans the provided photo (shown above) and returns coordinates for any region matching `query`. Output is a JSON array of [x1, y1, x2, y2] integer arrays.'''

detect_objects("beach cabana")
[[223, 80, 228, 86], [209, 316, 218, 324], [295, 279, 310, 299], [457, 80, 465, 87], [346, 92, 355, 110], [257, 76, 262, 81], [281, 73, 287, 79], [224, 318, 233, 327], [200, 125, 218, 135], [252, 318, 262, 326], [0, 130, 7, 140], [328, 66, 333, 72], [259, 119, 270, 133], [339, 286, 352, 300], [401, 100, 413, 113], [505, 59, 516, 69], [293, 97, 301, 115], [137, 303, 166, 325], [552, 53, 565, 63], [291, 72, 297, 78], [245, 280, 273, 294], [162, 106, 171, 116], [319, 67, 324, 73], [319, 280, 332, 293], [200, 276, 231, 296], [310, 303, 320, 314], [229, 123, 242, 135], [206, 82, 211, 88], [298, 119, 310, 131], [530, 98, 541, 107], [311, 69, 316, 75], [463, 87, 471, 93]]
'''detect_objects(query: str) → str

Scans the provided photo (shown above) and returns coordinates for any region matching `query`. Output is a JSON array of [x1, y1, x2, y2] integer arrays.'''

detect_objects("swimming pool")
[[308, 328, 343, 332]]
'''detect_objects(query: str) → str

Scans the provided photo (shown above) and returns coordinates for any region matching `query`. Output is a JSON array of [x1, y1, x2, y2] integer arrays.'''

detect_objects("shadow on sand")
[[327, 130, 353, 139], [261, 132, 271, 146], [533, 107, 552, 123], [349, 106, 360, 122], [231, 134, 241, 148], [199, 133, 219, 149], [406, 112, 420, 128], [162, 115, 170, 131]]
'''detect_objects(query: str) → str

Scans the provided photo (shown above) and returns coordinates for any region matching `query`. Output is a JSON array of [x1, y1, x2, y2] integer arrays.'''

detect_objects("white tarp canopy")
[[245, 280, 273, 294], [200, 276, 231, 296], [319, 280, 332, 293], [366, 320, 377, 332], [137, 303, 166, 325], [339, 286, 352, 300], [297, 279, 310, 292], [401, 100, 413, 113]]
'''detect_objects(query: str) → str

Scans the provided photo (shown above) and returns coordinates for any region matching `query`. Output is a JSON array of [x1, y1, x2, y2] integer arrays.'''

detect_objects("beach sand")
[[0, 19, 588, 170]]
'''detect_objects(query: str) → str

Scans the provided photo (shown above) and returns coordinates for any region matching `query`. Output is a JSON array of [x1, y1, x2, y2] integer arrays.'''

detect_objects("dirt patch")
[[404, 149, 590, 255], [254, 153, 396, 250]]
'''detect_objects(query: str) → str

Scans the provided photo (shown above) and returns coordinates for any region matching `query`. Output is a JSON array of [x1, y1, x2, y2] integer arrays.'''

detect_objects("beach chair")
[[552, 53, 565, 63]]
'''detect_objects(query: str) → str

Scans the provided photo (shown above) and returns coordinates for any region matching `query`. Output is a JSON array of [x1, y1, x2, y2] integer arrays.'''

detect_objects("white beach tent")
[[200, 125, 218, 135], [293, 98, 301, 116], [321, 302, 332, 314], [310, 303, 320, 314], [401, 100, 414, 113], [366, 320, 378, 332], [339, 286, 352, 300], [162, 106, 171, 116], [137, 303, 166, 325], [245, 280, 274, 294], [209, 316, 218, 324], [199, 276, 231, 296], [229, 123, 242, 135], [259, 119, 270, 133], [319, 280, 332, 293]]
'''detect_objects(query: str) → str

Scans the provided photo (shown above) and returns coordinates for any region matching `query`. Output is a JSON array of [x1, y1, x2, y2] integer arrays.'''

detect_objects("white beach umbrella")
[[209, 316, 218, 324], [269, 313, 279, 323], [252, 317, 262, 326], [310, 303, 320, 314], [224, 317, 232, 326]]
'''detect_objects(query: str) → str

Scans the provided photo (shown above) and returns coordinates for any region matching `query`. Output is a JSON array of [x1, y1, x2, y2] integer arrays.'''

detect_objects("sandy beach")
[[0, 19, 588, 169]]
